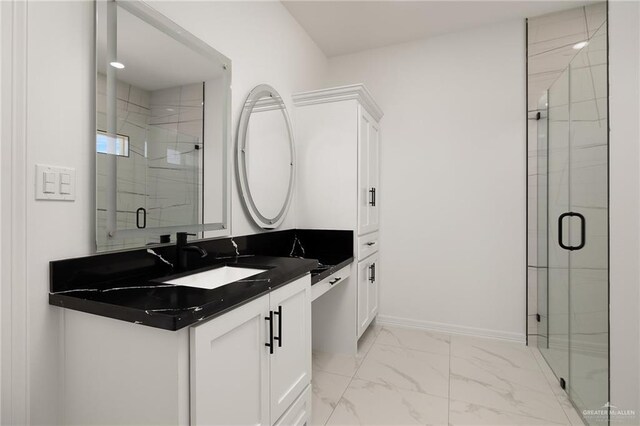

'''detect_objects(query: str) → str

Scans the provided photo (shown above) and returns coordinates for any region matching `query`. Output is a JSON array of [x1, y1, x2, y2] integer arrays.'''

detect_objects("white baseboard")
[[376, 315, 527, 344]]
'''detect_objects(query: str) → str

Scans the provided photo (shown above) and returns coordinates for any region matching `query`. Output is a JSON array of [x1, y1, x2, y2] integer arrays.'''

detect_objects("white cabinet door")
[[358, 106, 372, 235], [357, 259, 371, 337], [368, 121, 380, 232], [269, 276, 312, 424], [357, 253, 379, 337], [358, 106, 380, 235], [190, 295, 270, 426], [367, 252, 380, 321]]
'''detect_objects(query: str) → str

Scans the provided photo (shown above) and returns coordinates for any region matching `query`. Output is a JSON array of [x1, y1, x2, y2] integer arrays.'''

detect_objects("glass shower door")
[[567, 23, 609, 419], [540, 22, 609, 425], [544, 70, 570, 389]]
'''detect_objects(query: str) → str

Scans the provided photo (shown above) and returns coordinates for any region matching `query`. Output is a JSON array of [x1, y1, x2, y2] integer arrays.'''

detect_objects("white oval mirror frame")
[[237, 84, 295, 229]]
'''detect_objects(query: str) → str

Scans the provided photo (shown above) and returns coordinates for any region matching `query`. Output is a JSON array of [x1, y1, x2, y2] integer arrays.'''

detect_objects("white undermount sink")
[[163, 266, 267, 290]]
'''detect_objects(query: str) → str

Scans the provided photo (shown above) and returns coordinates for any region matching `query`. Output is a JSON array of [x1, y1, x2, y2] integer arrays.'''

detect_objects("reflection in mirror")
[[237, 85, 295, 229], [95, 0, 231, 252]]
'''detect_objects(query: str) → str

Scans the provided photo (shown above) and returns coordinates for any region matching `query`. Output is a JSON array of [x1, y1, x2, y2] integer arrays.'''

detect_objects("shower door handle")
[[558, 212, 586, 251]]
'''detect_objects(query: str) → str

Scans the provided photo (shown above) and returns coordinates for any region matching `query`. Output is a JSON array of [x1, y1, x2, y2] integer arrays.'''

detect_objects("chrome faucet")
[[176, 232, 208, 272]]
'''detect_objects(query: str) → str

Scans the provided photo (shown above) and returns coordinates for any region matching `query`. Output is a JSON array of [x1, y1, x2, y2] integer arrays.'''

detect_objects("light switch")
[[36, 164, 76, 201], [43, 172, 56, 193], [60, 173, 71, 194]]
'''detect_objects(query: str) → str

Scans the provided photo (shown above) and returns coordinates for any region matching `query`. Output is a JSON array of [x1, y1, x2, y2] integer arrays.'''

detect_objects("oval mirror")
[[237, 84, 295, 229]]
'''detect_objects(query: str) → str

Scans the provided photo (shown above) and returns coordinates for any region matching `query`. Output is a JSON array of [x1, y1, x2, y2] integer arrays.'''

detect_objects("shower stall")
[[535, 19, 609, 425]]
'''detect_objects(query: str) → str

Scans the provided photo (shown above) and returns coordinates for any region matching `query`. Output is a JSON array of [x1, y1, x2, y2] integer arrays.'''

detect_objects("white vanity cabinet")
[[191, 275, 311, 426], [294, 84, 383, 340], [357, 252, 379, 335], [190, 295, 270, 426], [268, 276, 312, 424], [62, 275, 311, 426], [358, 107, 381, 236]]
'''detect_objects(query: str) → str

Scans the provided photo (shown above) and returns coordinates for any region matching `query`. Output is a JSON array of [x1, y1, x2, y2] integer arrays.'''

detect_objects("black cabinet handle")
[[273, 305, 282, 347], [366, 241, 376, 246], [329, 277, 342, 285], [136, 207, 146, 229], [369, 187, 376, 207], [369, 263, 376, 283], [265, 311, 274, 354], [558, 212, 586, 251]]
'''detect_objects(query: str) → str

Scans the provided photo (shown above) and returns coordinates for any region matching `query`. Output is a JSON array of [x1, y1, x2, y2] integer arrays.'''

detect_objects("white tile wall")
[[96, 74, 204, 251]]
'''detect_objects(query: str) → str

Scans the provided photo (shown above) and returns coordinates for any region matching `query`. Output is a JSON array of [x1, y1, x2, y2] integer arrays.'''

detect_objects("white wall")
[[26, 3, 94, 424], [326, 19, 527, 341], [22, 1, 326, 423], [609, 0, 640, 421], [0, 3, 4, 422]]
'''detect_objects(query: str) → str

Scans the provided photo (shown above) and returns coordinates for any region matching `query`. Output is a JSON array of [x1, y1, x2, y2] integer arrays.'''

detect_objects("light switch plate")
[[35, 164, 76, 201]]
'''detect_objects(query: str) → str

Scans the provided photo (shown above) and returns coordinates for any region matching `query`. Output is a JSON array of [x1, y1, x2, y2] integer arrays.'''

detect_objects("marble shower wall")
[[526, 3, 606, 343], [96, 73, 151, 250], [96, 74, 204, 251], [147, 83, 203, 229]]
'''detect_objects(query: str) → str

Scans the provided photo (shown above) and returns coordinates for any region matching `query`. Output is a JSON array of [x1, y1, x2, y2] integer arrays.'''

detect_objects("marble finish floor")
[[312, 325, 585, 425]]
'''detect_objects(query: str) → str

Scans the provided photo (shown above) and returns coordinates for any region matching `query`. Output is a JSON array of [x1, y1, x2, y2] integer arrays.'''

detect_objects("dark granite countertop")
[[50, 229, 354, 331], [50, 255, 318, 331], [310, 256, 354, 283]]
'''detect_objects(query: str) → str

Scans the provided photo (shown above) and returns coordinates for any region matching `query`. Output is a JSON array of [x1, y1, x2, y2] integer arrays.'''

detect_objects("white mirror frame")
[[236, 84, 295, 229]]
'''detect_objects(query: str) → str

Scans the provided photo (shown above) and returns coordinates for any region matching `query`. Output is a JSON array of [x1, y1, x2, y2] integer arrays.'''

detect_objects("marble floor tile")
[[450, 354, 551, 394], [531, 348, 586, 425], [312, 371, 352, 426], [313, 351, 362, 378], [531, 348, 564, 394], [357, 323, 381, 357], [355, 343, 449, 397], [556, 393, 587, 426], [450, 359, 569, 424], [376, 326, 450, 355], [326, 378, 449, 426], [451, 335, 541, 371], [449, 399, 568, 425], [315, 329, 587, 426]]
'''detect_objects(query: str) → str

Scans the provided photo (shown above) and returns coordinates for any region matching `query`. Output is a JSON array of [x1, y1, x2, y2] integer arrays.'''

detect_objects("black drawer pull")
[[329, 277, 342, 285], [366, 241, 376, 246], [273, 305, 282, 347], [369, 187, 376, 206], [369, 263, 376, 283]]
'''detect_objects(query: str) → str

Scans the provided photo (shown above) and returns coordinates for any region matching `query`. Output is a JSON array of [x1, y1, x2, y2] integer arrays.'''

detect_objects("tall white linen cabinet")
[[294, 84, 382, 340]]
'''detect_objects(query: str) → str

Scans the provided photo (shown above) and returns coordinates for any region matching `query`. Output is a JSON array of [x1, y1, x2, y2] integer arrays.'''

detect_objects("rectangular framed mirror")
[[95, 0, 231, 252]]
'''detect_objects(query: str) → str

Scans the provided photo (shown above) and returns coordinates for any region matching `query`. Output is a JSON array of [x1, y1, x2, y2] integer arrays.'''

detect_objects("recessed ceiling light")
[[573, 41, 588, 50], [109, 61, 125, 69]]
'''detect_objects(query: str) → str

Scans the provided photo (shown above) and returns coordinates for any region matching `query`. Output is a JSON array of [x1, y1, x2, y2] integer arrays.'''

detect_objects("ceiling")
[[282, 1, 598, 57]]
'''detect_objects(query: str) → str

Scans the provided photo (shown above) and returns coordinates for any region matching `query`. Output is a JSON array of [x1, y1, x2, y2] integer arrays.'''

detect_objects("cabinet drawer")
[[357, 232, 379, 260], [311, 265, 351, 302], [273, 384, 311, 426]]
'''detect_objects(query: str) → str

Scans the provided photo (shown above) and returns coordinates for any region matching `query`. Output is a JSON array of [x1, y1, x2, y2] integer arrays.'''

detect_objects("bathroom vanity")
[[50, 230, 353, 425]]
